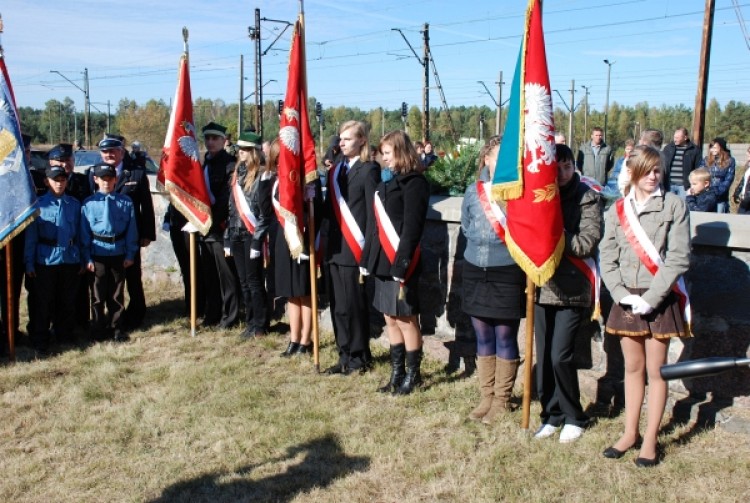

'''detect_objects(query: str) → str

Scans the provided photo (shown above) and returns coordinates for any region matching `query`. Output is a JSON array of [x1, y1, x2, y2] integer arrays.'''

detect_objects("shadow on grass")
[[148, 433, 369, 503]]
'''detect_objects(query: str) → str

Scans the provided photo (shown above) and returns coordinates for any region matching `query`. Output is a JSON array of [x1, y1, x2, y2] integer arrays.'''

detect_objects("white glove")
[[249, 249, 261, 259], [296, 252, 310, 264], [182, 222, 199, 233], [162, 222, 170, 232], [304, 183, 316, 202], [392, 276, 404, 283], [620, 294, 641, 306], [630, 296, 654, 315], [224, 247, 231, 257], [359, 267, 369, 277]]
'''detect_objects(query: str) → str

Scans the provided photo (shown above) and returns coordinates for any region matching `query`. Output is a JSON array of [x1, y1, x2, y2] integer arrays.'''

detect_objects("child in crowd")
[[24, 164, 83, 352], [685, 168, 717, 212], [80, 162, 139, 342]]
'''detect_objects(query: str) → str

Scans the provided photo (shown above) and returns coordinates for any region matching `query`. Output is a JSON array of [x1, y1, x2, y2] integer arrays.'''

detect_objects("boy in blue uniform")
[[80, 163, 138, 342], [24, 164, 84, 352]]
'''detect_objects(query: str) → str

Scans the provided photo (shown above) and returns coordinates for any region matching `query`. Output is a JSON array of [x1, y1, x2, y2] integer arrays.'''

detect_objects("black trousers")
[[32, 263, 80, 345], [170, 228, 205, 317], [230, 238, 267, 333], [534, 304, 589, 427], [200, 240, 238, 327], [91, 255, 127, 335], [123, 249, 147, 328], [328, 263, 371, 368]]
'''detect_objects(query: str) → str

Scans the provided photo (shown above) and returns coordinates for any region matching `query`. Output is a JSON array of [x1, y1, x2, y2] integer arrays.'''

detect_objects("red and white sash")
[[232, 171, 257, 234], [580, 175, 603, 193], [567, 255, 601, 319], [615, 198, 691, 331], [373, 191, 421, 282], [477, 180, 507, 241], [329, 160, 365, 262]]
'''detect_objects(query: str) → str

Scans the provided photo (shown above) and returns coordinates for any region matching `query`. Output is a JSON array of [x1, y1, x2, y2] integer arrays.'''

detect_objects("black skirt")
[[274, 230, 312, 298], [372, 274, 420, 317], [462, 261, 526, 319]]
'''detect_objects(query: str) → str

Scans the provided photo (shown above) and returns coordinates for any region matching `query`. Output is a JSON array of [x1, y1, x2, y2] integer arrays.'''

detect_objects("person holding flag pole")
[[0, 14, 39, 361], [490, 0, 565, 429], [276, 2, 321, 369], [157, 27, 213, 338]]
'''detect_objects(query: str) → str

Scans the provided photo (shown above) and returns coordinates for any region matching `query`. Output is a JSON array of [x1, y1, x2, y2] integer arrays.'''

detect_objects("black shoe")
[[634, 455, 660, 468], [294, 343, 312, 355], [281, 342, 300, 357], [324, 363, 347, 375], [602, 437, 642, 459], [113, 330, 130, 343], [378, 344, 406, 393]]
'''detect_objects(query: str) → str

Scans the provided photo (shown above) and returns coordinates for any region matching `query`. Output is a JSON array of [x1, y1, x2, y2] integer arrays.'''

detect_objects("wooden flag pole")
[[298, 1, 321, 372], [5, 243, 15, 362], [521, 276, 535, 429], [189, 232, 197, 337]]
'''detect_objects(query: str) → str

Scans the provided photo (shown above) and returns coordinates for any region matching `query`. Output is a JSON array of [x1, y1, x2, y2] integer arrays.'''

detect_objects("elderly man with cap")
[[95, 135, 155, 330], [200, 121, 239, 328], [23, 163, 83, 352], [80, 162, 139, 342]]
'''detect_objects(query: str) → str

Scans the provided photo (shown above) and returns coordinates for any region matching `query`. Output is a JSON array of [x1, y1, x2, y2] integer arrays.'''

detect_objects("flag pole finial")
[[182, 27, 189, 54], [0, 13, 5, 56]]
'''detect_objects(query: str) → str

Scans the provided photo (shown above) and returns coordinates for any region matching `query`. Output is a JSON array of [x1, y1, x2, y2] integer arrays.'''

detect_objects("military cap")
[[92, 162, 117, 177], [48, 143, 74, 161], [98, 137, 123, 150], [236, 131, 262, 149], [45, 165, 67, 179], [202, 122, 227, 138]]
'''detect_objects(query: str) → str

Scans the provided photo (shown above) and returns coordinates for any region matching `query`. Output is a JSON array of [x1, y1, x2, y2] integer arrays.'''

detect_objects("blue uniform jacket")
[[80, 192, 138, 263], [24, 192, 82, 272]]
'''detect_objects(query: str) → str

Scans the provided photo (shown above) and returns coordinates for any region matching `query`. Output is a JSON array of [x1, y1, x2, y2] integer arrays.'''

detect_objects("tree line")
[[19, 96, 750, 158]]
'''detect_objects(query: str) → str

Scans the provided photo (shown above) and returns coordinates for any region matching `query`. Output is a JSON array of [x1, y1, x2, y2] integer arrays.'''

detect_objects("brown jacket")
[[537, 174, 603, 307]]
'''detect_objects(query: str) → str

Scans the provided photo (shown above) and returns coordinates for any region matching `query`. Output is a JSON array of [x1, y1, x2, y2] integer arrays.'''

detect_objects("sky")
[[2, 0, 749, 116]]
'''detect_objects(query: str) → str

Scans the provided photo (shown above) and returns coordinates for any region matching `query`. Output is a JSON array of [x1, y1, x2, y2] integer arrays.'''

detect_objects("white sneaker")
[[559, 424, 584, 443], [533, 424, 559, 439]]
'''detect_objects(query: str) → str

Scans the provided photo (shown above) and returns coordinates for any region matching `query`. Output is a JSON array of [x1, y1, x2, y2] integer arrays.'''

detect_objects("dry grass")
[[1, 280, 749, 503]]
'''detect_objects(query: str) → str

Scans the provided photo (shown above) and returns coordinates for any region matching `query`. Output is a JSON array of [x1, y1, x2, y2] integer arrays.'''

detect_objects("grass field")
[[1, 280, 749, 502]]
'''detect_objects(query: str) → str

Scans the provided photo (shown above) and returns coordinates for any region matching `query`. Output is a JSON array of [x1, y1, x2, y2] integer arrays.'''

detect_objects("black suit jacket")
[[203, 150, 236, 242], [326, 159, 380, 267], [363, 171, 430, 278], [115, 167, 156, 242]]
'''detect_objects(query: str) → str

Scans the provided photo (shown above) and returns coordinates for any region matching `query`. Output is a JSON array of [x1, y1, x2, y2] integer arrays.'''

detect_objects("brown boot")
[[482, 358, 520, 424], [468, 356, 496, 421]]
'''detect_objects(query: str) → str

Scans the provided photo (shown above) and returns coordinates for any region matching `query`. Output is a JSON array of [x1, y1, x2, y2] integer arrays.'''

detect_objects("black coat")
[[202, 150, 236, 241], [325, 159, 380, 266], [226, 166, 274, 252], [115, 166, 156, 242], [363, 170, 430, 278]]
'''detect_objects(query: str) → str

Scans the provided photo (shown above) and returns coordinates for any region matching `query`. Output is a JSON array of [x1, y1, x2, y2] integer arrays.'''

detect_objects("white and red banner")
[[277, 17, 317, 259], [491, 0, 564, 286], [158, 50, 212, 235]]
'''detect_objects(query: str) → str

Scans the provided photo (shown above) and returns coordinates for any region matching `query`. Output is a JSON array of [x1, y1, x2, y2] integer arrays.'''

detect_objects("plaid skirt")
[[605, 288, 690, 339]]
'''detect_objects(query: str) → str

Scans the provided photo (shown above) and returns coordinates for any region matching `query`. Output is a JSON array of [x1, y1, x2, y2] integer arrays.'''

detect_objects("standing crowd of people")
[[5, 121, 744, 468]]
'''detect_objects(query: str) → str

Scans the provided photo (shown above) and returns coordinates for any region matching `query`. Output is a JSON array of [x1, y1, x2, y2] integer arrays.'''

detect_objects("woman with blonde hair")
[[362, 131, 429, 394], [600, 145, 690, 467], [226, 131, 274, 338]]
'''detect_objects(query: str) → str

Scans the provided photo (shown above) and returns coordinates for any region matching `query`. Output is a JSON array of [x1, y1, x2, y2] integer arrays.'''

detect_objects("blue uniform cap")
[[45, 165, 67, 179], [98, 137, 123, 150], [48, 143, 74, 161], [93, 162, 116, 177]]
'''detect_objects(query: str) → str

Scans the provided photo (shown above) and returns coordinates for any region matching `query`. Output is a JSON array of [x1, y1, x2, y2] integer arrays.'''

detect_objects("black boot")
[[396, 348, 423, 395], [378, 343, 406, 393], [281, 341, 300, 357], [294, 343, 313, 355]]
